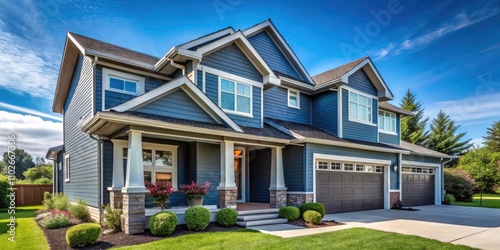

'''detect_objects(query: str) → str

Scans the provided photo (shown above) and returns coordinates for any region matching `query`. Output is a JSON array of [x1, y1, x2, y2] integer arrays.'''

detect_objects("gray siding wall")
[[391, 164, 399, 190], [402, 155, 442, 165], [136, 89, 216, 123], [196, 142, 220, 206], [56, 153, 64, 193], [283, 145, 304, 191], [102, 140, 113, 206], [249, 148, 271, 203], [379, 114, 400, 145], [348, 69, 377, 96], [248, 31, 302, 80], [263, 86, 311, 124], [342, 89, 378, 142], [312, 91, 338, 135], [201, 43, 262, 82], [196, 70, 203, 90], [63, 55, 99, 207]]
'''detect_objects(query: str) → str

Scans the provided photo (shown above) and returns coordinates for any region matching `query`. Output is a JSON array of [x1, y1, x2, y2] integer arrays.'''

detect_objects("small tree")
[[484, 120, 500, 152], [459, 147, 500, 193]]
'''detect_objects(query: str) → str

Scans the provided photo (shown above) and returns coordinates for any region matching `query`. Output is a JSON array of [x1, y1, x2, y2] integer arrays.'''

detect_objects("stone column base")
[[218, 188, 237, 209], [270, 189, 287, 208], [286, 193, 313, 206], [122, 192, 146, 235], [109, 189, 123, 209], [390, 191, 400, 208]]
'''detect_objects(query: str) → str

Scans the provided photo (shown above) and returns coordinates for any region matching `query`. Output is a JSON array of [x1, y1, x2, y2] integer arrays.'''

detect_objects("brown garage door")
[[402, 173, 435, 206], [316, 171, 384, 213]]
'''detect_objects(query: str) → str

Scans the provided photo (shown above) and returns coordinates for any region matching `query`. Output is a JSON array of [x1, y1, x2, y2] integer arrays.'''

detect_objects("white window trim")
[[64, 154, 70, 182], [218, 76, 253, 118], [378, 110, 397, 134], [102, 68, 145, 110], [287, 88, 300, 109], [347, 89, 376, 126]]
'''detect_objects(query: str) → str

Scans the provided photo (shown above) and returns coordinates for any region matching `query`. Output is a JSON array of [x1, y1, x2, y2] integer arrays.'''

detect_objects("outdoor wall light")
[[393, 164, 398, 172]]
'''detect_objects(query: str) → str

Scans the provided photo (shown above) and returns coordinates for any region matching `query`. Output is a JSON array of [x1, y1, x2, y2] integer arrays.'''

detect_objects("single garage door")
[[316, 161, 385, 213], [402, 166, 435, 206]]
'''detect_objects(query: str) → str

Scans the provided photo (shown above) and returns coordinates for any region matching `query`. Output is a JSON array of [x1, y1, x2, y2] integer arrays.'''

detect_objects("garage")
[[316, 160, 385, 213], [402, 166, 435, 206]]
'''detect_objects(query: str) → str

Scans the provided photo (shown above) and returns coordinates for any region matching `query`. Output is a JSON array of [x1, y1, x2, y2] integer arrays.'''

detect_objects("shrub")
[[149, 211, 177, 236], [444, 168, 477, 202], [279, 206, 300, 221], [44, 191, 52, 201], [102, 204, 122, 233], [392, 200, 403, 209], [43, 192, 55, 210], [443, 194, 456, 204], [184, 206, 210, 231], [303, 210, 322, 225], [66, 223, 101, 248], [216, 208, 237, 226], [0, 174, 10, 208], [45, 193, 70, 211], [69, 199, 91, 222], [41, 210, 71, 229], [299, 202, 325, 218]]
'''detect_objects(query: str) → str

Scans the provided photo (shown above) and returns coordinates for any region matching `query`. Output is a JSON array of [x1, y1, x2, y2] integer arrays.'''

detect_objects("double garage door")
[[402, 166, 435, 206]]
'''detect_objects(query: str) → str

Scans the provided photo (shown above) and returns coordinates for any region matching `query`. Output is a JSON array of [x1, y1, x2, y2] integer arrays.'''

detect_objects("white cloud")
[[470, 138, 484, 148], [0, 111, 62, 159], [0, 101, 62, 121]]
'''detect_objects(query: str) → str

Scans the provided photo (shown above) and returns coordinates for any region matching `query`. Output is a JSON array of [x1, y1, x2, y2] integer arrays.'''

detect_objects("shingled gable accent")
[[111, 75, 243, 132]]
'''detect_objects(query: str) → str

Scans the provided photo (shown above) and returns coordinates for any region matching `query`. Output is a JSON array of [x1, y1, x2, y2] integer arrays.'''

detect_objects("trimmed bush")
[[0, 175, 10, 208], [279, 206, 300, 221], [102, 204, 122, 233], [216, 208, 237, 226], [299, 202, 325, 218], [149, 212, 177, 236], [66, 223, 101, 248], [69, 199, 91, 222], [303, 210, 322, 225], [184, 206, 210, 231], [444, 168, 476, 202], [443, 194, 456, 205]]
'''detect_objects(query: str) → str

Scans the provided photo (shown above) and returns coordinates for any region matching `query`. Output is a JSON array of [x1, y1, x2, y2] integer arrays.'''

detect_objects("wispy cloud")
[[0, 101, 62, 121]]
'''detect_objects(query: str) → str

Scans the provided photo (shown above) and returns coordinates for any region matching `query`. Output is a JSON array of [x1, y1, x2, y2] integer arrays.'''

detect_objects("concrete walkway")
[[248, 205, 500, 250]]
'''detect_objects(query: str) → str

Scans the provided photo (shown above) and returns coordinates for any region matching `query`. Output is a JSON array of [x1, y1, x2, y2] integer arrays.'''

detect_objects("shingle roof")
[[379, 102, 413, 116], [69, 32, 160, 65], [399, 141, 452, 158], [312, 57, 368, 85]]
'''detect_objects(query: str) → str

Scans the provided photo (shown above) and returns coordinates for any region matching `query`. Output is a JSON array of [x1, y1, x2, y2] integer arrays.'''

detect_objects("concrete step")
[[237, 209, 279, 216], [237, 213, 280, 221], [236, 218, 288, 227]]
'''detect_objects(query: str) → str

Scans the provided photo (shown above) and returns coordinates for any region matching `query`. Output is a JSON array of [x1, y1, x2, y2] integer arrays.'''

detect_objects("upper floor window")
[[219, 78, 252, 116], [64, 154, 70, 182], [349, 91, 372, 124], [103, 68, 145, 96], [379, 110, 396, 133], [288, 89, 300, 109]]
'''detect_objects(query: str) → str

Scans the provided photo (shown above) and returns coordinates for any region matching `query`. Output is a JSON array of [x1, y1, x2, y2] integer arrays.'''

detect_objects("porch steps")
[[236, 209, 287, 227]]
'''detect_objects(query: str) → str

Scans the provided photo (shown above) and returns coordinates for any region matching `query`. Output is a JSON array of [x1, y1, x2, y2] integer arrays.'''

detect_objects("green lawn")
[[116, 228, 472, 250], [0, 205, 49, 250], [453, 193, 500, 209]]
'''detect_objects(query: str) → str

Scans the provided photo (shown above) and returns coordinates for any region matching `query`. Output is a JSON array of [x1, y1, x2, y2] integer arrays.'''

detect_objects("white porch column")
[[111, 141, 124, 189], [218, 141, 237, 209], [123, 130, 146, 193], [269, 146, 287, 208]]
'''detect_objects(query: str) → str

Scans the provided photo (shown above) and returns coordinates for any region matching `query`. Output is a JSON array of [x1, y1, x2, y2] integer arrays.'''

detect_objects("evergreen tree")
[[400, 89, 429, 145], [484, 120, 500, 152], [426, 110, 472, 155], [2, 149, 35, 179]]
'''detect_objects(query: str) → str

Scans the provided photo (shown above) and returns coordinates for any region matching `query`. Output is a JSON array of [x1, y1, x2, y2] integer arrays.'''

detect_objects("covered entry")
[[402, 166, 435, 206]]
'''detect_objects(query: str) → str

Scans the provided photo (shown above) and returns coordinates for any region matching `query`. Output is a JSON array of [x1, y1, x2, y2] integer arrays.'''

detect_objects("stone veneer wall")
[[269, 190, 287, 208], [218, 188, 237, 209], [286, 193, 314, 206]]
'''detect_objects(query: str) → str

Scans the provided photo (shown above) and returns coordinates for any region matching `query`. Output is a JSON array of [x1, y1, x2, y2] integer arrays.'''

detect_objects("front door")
[[234, 147, 245, 201]]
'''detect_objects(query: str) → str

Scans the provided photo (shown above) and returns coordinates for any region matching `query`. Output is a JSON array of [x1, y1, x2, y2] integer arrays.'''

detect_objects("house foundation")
[[269, 189, 287, 208], [286, 192, 314, 206], [122, 192, 146, 234], [218, 188, 237, 209], [109, 189, 123, 209]]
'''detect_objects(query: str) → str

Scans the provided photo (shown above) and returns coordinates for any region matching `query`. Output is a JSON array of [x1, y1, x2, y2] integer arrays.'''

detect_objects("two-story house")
[[47, 19, 453, 234]]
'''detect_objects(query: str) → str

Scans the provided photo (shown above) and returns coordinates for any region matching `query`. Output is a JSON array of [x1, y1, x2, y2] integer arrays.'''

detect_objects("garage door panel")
[[402, 173, 435, 206], [343, 174, 353, 182]]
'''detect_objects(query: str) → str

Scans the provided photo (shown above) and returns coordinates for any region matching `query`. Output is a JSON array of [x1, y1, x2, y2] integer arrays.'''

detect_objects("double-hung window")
[[288, 89, 300, 109], [349, 91, 373, 124], [220, 78, 252, 116], [379, 110, 396, 133]]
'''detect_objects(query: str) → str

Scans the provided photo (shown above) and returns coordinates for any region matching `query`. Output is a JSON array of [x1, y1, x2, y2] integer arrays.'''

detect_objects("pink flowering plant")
[[145, 181, 176, 210], [179, 181, 210, 200]]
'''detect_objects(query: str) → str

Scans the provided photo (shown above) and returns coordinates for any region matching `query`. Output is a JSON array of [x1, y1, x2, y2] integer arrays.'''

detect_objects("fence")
[[14, 184, 52, 206]]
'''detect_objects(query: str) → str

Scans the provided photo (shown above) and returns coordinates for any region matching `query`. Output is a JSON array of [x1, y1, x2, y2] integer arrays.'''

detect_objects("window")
[[315, 160, 384, 173], [103, 68, 145, 96], [349, 91, 373, 123], [64, 154, 70, 182], [331, 162, 342, 170], [375, 166, 384, 173], [142, 145, 177, 187], [355, 164, 365, 172], [402, 166, 435, 175], [379, 111, 396, 133], [343, 163, 354, 171], [288, 89, 300, 109], [220, 78, 252, 116], [317, 161, 329, 170]]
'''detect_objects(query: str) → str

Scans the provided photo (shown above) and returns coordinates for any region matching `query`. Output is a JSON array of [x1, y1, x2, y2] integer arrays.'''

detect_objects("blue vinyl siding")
[[56, 153, 64, 193], [201, 43, 262, 82], [196, 142, 220, 206], [391, 165, 399, 190], [348, 69, 377, 96], [312, 91, 338, 135], [249, 148, 271, 203], [196, 70, 203, 90], [102, 140, 113, 206], [283, 145, 304, 191], [342, 89, 378, 142], [402, 155, 442, 165], [263, 86, 311, 124], [205, 72, 262, 128], [136, 89, 216, 123], [63, 56, 99, 207], [248, 31, 302, 80], [379, 114, 400, 145]]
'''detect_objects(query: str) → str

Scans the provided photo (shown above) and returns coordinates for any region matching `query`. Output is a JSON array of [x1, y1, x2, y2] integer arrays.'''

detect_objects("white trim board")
[[401, 160, 440, 168], [198, 65, 263, 87], [313, 153, 392, 165]]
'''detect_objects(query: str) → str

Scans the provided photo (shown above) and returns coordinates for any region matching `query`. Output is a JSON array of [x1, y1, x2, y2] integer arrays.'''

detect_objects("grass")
[[452, 193, 500, 209], [0, 205, 49, 250], [116, 228, 472, 250]]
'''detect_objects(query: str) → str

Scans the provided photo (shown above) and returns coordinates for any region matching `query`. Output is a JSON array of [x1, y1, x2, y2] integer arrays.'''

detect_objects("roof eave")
[[292, 138, 411, 154]]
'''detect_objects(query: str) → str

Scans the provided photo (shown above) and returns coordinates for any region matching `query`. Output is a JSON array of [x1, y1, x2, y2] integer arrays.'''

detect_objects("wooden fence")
[[13, 184, 52, 206]]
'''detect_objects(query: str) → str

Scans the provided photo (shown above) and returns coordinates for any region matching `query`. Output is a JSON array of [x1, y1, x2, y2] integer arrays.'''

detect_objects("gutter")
[[170, 60, 185, 75], [441, 157, 455, 202]]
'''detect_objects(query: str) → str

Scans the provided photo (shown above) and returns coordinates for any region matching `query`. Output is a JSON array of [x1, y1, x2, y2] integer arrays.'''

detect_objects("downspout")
[[170, 59, 185, 75], [441, 157, 454, 203], [90, 134, 102, 223]]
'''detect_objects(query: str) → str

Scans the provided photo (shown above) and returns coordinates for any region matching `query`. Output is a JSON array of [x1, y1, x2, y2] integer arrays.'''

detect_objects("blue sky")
[[0, 0, 499, 158]]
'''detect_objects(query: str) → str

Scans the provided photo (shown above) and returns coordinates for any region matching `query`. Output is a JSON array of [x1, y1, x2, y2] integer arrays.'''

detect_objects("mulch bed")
[[40, 222, 242, 249], [288, 218, 344, 228]]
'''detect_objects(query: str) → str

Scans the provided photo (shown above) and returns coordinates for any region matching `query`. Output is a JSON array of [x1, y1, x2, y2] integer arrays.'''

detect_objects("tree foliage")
[[2, 149, 35, 179], [23, 164, 53, 184], [484, 120, 500, 152], [400, 89, 429, 145], [459, 147, 500, 192], [426, 110, 472, 155]]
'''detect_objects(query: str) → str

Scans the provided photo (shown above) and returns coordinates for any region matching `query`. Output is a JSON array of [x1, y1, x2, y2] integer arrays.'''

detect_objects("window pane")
[[237, 83, 250, 96], [349, 92, 357, 101], [359, 106, 367, 120], [144, 171, 152, 184], [110, 78, 124, 90], [156, 172, 172, 183], [123, 148, 128, 158], [143, 149, 152, 165], [155, 150, 173, 166], [331, 162, 341, 170], [124, 81, 136, 93], [344, 163, 354, 171], [289, 95, 298, 107], [221, 92, 235, 110], [379, 115, 385, 129], [221, 79, 234, 92], [317, 162, 328, 170], [236, 96, 251, 113], [349, 102, 357, 119], [356, 164, 364, 171]]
